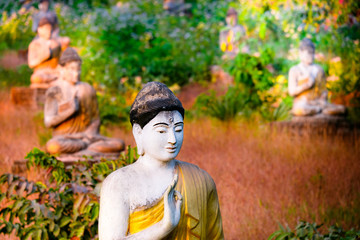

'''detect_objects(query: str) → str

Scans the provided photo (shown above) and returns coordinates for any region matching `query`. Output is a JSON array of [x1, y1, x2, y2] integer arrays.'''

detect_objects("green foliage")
[[97, 92, 130, 125], [195, 86, 246, 121], [0, 11, 35, 52], [0, 147, 138, 239], [195, 50, 275, 121], [0, 65, 31, 88], [268, 221, 360, 240], [57, 0, 227, 89]]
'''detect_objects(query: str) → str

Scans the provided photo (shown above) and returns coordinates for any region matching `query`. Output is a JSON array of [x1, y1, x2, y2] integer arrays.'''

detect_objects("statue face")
[[39, 1, 49, 12], [37, 23, 52, 40], [62, 61, 81, 84], [135, 110, 184, 162], [299, 49, 314, 65], [226, 15, 237, 27]]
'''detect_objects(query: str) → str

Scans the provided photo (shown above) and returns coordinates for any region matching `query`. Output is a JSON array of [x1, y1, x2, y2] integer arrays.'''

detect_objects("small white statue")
[[288, 38, 346, 116], [99, 82, 224, 239]]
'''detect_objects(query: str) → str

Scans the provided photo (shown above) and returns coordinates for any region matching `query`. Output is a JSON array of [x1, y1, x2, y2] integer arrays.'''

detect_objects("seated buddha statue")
[[219, 7, 247, 60], [288, 38, 346, 116], [44, 48, 125, 157], [32, 0, 70, 50], [99, 82, 224, 239], [28, 16, 61, 89]]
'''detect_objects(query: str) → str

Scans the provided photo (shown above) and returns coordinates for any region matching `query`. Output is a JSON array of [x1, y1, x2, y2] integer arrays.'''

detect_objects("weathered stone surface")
[[271, 115, 359, 137], [11, 153, 119, 175], [10, 87, 46, 108], [44, 48, 125, 157]]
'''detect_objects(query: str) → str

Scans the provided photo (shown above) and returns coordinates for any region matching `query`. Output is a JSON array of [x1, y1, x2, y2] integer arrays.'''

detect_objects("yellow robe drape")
[[127, 160, 224, 240]]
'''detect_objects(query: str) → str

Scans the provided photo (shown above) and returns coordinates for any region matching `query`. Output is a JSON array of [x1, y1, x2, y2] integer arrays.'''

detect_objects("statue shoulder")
[[289, 64, 300, 72], [102, 164, 138, 192], [45, 85, 62, 99], [289, 64, 301, 77], [313, 64, 325, 73], [176, 160, 217, 189], [76, 82, 97, 96], [29, 38, 43, 50]]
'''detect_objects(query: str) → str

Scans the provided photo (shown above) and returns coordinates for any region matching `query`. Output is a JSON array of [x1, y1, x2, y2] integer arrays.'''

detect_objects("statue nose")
[[168, 129, 176, 145]]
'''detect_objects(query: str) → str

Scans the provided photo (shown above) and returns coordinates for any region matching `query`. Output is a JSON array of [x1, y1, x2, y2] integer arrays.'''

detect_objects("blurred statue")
[[28, 16, 61, 89], [32, 0, 70, 50], [19, 0, 35, 14], [288, 38, 346, 116], [163, 0, 191, 14], [44, 48, 125, 157], [99, 82, 224, 239], [219, 7, 247, 59]]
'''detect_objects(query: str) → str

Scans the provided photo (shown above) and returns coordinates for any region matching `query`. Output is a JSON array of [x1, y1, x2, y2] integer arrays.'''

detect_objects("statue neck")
[[137, 155, 176, 172]]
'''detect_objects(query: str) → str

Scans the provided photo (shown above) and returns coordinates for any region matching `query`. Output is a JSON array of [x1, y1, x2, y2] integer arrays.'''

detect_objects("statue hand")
[[162, 174, 182, 233], [307, 75, 315, 88]]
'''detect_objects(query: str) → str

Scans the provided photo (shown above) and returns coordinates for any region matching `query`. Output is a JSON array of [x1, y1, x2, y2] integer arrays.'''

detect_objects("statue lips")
[[166, 146, 178, 153]]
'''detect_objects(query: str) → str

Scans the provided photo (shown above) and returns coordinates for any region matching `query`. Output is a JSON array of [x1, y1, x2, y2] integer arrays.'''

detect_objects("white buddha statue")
[[99, 82, 224, 239]]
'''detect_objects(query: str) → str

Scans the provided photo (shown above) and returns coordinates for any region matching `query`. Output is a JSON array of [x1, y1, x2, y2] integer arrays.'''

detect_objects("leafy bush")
[[0, 147, 138, 239], [195, 50, 276, 121], [268, 221, 360, 240], [97, 92, 130, 125], [0, 11, 35, 53], [56, 0, 227, 89], [0, 65, 31, 88], [195, 86, 247, 121]]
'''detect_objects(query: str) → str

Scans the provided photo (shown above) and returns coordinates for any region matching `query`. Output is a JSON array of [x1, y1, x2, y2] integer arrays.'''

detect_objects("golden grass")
[[0, 90, 359, 239]]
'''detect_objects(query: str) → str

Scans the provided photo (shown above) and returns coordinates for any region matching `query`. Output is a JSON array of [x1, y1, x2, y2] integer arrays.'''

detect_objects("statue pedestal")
[[271, 114, 359, 137], [12, 153, 120, 175], [10, 87, 47, 109]]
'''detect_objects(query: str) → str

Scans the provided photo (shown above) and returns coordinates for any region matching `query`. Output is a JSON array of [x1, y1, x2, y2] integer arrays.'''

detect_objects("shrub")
[[0, 147, 138, 239], [0, 11, 35, 53], [195, 50, 276, 121], [268, 221, 360, 240], [0, 65, 31, 88]]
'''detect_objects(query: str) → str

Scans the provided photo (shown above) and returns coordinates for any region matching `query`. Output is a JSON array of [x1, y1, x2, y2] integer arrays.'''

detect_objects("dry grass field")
[[0, 89, 359, 239]]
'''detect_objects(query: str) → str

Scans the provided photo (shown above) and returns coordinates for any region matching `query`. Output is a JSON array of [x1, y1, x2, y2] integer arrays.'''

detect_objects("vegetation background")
[[0, 0, 359, 239]]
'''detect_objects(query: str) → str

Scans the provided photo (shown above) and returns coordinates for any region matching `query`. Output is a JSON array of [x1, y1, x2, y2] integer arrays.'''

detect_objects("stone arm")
[[99, 174, 182, 240], [44, 87, 79, 128], [288, 67, 315, 97], [28, 41, 52, 69]]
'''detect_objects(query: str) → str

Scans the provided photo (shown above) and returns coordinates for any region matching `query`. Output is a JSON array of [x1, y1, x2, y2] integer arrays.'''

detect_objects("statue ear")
[[132, 123, 144, 156]]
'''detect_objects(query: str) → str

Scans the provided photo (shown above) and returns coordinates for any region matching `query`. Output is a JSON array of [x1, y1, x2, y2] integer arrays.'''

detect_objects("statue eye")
[[175, 126, 183, 132], [156, 127, 167, 133]]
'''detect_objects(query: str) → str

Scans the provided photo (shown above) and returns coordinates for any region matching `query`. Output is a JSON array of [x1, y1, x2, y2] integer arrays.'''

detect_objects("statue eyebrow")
[[153, 122, 169, 127], [175, 122, 184, 125]]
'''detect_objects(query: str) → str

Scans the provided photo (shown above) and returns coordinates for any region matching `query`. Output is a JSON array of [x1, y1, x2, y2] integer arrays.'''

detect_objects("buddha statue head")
[[37, 17, 52, 40], [226, 7, 238, 27], [39, 0, 50, 12], [130, 82, 185, 161], [59, 47, 82, 84], [299, 38, 315, 66]]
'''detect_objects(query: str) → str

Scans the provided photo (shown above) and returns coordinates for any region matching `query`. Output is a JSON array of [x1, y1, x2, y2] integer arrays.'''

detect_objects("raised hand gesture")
[[162, 174, 182, 233]]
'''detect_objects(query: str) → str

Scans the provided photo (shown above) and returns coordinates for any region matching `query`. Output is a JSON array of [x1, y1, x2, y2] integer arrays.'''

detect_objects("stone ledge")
[[12, 153, 120, 175], [271, 115, 359, 137], [10, 87, 47, 109]]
